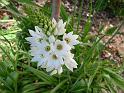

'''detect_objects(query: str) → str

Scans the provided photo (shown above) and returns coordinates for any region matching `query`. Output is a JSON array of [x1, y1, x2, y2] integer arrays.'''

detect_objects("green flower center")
[[45, 46, 51, 52], [40, 54, 44, 58], [65, 38, 71, 44], [52, 54, 58, 60], [57, 44, 63, 50], [38, 38, 43, 42]]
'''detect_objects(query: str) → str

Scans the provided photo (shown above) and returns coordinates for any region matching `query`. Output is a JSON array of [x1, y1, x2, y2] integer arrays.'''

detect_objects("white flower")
[[30, 46, 41, 56], [50, 67, 63, 75], [30, 26, 46, 39], [46, 66, 54, 72], [63, 32, 79, 48], [57, 66, 63, 74], [37, 41, 53, 56], [40, 62, 47, 68], [47, 52, 64, 69], [45, 52, 64, 75], [50, 70, 57, 75], [52, 18, 57, 27], [52, 18, 66, 35], [26, 26, 47, 46], [64, 52, 78, 71], [26, 37, 41, 46], [31, 53, 48, 67], [35, 26, 46, 38], [48, 35, 55, 43], [53, 40, 71, 56], [26, 25, 79, 75]]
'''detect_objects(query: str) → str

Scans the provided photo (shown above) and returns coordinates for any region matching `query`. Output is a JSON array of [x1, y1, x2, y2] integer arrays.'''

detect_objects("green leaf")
[[17, 0, 33, 4], [0, 62, 8, 77], [103, 68, 124, 91], [82, 19, 91, 42], [17, 0, 38, 7], [105, 27, 117, 35], [60, 5, 68, 21], [0, 46, 15, 68], [24, 65, 56, 84], [50, 79, 67, 93], [6, 71, 18, 85], [0, 0, 9, 6], [71, 79, 87, 92], [22, 83, 38, 93], [103, 74, 117, 93], [94, 0, 108, 12], [0, 77, 13, 91], [87, 62, 100, 90]]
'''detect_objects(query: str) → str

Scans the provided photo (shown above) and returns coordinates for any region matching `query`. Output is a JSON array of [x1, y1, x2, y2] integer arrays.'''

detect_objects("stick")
[[51, 0, 61, 22]]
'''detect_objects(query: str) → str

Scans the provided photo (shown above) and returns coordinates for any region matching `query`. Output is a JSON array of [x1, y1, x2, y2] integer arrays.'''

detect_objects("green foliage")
[[94, 0, 108, 12], [94, 0, 124, 16], [0, 0, 52, 51], [104, 27, 117, 35], [17, 6, 53, 50]]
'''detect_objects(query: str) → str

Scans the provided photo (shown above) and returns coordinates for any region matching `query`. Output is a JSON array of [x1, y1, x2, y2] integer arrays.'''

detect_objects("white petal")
[[31, 56, 40, 62], [53, 40, 71, 56], [68, 32, 73, 36], [63, 32, 80, 47], [64, 58, 78, 71], [28, 29, 40, 37], [50, 70, 57, 75], [41, 62, 47, 68], [73, 35, 78, 39], [70, 59, 78, 68], [53, 61, 61, 69], [46, 67, 54, 72], [63, 22, 66, 27], [55, 29, 66, 35], [49, 35, 55, 43], [54, 29, 59, 35], [54, 19, 66, 35], [58, 19, 63, 25], [25, 37, 34, 42], [35, 26, 42, 33], [52, 18, 57, 26], [57, 67, 63, 74], [37, 61, 44, 67], [65, 52, 74, 58], [59, 57, 64, 65], [47, 61, 54, 67], [71, 40, 80, 45]]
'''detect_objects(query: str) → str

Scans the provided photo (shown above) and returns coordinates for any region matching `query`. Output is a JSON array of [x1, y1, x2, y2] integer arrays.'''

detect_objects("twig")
[[0, 20, 16, 23], [51, 0, 61, 22]]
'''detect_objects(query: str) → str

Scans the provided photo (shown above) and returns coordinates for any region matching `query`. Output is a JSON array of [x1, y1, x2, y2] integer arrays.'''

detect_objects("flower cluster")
[[26, 19, 79, 75]]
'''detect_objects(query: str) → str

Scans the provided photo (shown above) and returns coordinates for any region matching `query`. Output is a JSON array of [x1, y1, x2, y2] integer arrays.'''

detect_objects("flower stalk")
[[51, 0, 61, 22], [26, 19, 80, 75]]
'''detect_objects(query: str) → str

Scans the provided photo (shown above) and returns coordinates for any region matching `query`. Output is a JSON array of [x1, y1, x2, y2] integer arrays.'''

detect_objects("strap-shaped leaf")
[[50, 79, 67, 93], [24, 65, 57, 84], [103, 68, 124, 91]]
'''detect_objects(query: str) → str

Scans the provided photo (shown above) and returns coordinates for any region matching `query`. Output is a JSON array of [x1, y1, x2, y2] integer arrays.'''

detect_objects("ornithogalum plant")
[[26, 19, 79, 75]]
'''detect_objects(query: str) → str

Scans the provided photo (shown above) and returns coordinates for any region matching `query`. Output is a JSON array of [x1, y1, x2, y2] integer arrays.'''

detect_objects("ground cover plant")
[[0, 0, 124, 93]]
